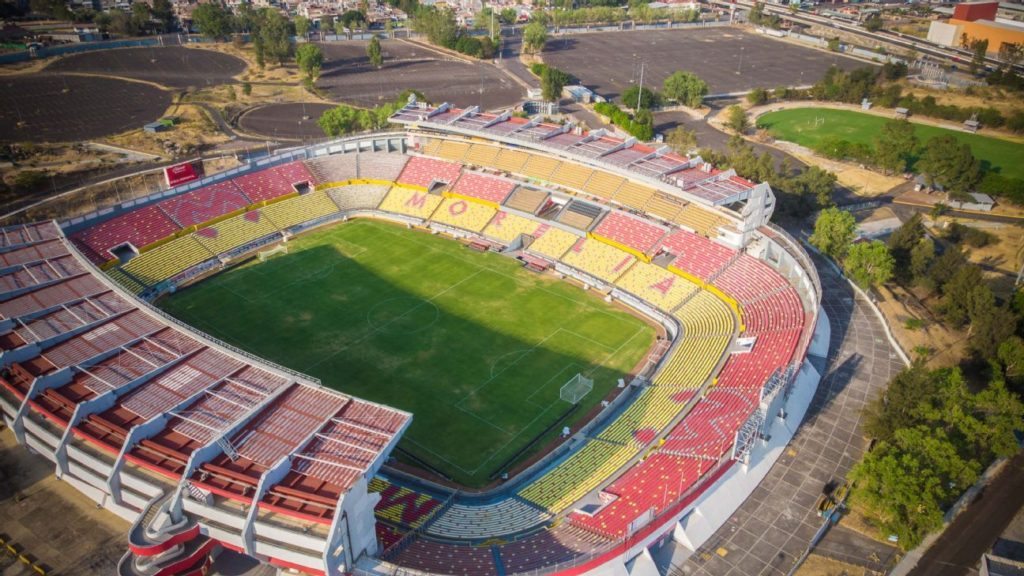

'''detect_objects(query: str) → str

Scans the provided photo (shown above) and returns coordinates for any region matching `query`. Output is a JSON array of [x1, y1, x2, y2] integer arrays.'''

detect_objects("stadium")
[[0, 97, 827, 576]]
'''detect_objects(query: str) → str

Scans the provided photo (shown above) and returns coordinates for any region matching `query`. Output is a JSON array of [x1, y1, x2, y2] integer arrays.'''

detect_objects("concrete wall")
[[927, 21, 962, 47]]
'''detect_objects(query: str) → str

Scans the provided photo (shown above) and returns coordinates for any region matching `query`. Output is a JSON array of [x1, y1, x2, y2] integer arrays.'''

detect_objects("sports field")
[[757, 108, 1024, 180], [159, 219, 655, 487]]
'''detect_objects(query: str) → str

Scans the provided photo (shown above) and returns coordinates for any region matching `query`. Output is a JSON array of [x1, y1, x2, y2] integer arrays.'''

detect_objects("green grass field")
[[158, 219, 655, 487], [757, 108, 1024, 180]]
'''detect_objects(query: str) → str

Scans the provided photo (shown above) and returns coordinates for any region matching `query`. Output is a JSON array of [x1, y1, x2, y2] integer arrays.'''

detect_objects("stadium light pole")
[[637, 60, 644, 111]]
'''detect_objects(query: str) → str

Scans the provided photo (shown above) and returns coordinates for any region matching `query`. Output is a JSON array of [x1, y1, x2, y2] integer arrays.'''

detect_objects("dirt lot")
[[795, 553, 876, 576], [0, 73, 171, 144], [0, 427, 128, 575], [541, 27, 870, 101], [44, 46, 247, 90], [315, 40, 522, 110], [238, 102, 336, 140]]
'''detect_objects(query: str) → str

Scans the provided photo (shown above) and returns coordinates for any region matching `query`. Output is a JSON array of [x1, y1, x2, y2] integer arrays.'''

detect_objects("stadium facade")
[[0, 100, 827, 576]]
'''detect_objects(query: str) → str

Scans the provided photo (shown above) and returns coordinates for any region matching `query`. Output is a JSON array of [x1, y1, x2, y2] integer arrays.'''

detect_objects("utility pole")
[[637, 60, 644, 111]]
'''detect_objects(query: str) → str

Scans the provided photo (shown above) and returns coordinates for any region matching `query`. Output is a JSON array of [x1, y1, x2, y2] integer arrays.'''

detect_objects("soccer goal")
[[560, 373, 594, 405], [258, 244, 289, 262]]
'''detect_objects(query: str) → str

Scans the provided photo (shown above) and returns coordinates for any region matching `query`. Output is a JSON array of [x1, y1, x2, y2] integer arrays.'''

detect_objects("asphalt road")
[[908, 450, 1024, 576]]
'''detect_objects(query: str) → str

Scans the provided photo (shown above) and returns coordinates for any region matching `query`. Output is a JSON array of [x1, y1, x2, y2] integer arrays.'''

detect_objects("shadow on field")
[[160, 230, 648, 487]]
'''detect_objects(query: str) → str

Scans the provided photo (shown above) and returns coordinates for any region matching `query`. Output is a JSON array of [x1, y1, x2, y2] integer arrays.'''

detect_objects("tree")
[[810, 206, 856, 260], [319, 105, 365, 136], [622, 85, 658, 110], [827, 37, 841, 52], [296, 43, 323, 79], [723, 105, 749, 134], [998, 42, 1023, 69], [294, 15, 311, 39], [367, 35, 383, 67], [863, 14, 883, 32], [849, 426, 978, 550], [523, 21, 547, 53], [873, 119, 918, 174], [192, 3, 232, 40], [151, 0, 174, 32], [887, 213, 924, 283], [909, 238, 935, 285], [746, 87, 768, 106], [998, 336, 1024, 380], [969, 38, 989, 75], [918, 135, 981, 195], [662, 71, 708, 108], [257, 8, 294, 65], [541, 66, 570, 102], [242, 82, 252, 96], [130, 2, 151, 33], [665, 126, 697, 155], [414, 6, 457, 48], [499, 7, 517, 24], [845, 240, 895, 288]]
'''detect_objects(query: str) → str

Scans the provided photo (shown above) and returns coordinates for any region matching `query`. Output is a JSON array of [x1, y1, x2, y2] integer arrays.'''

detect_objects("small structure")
[[964, 114, 981, 133], [143, 121, 169, 133], [565, 85, 597, 104], [895, 107, 910, 119], [947, 192, 995, 211], [861, 98, 872, 111]]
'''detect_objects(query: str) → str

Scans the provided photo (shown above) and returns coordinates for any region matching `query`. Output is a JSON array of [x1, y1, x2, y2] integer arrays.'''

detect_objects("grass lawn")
[[158, 219, 655, 487], [757, 108, 1024, 180]]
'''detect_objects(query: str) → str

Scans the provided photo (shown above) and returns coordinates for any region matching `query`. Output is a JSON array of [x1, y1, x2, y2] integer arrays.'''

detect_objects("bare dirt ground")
[[103, 102, 232, 158], [0, 427, 128, 575], [795, 553, 876, 576], [44, 46, 246, 90], [238, 102, 336, 140]]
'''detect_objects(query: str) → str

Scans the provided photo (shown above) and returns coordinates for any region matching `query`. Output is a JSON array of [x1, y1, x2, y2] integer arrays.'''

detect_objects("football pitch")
[[158, 219, 656, 487]]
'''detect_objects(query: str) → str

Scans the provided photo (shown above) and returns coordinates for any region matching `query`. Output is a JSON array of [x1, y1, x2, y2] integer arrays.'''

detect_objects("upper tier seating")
[[674, 204, 729, 237], [304, 154, 359, 184], [712, 254, 789, 305], [558, 200, 603, 231], [548, 162, 594, 191], [378, 187, 443, 220], [503, 187, 549, 214], [520, 154, 562, 182], [660, 229, 736, 282], [592, 211, 667, 255], [121, 236, 213, 287], [260, 191, 340, 230], [326, 184, 391, 212], [644, 192, 686, 221], [233, 161, 313, 203], [463, 144, 501, 168], [0, 255, 85, 295], [430, 198, 496, 233], [494, 149, 530, 174], [561, 238, 635, 283], [611, 181, 657, 212], [71, 205, 181, 261], [397, 156, 462, 189], [0, 222, 60, 248], [158, 181, 251, 228], [449, 172, 515, 206], [585, 171, 626, 199], [194, 209, 278, 255]]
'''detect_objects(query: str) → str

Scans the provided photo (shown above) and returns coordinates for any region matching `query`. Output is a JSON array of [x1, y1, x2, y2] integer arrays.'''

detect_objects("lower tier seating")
[[425, 498, 551, 539], [326, 184, 391, 212], [378, 187, 443, 220], [194, 210, 278, 255], [261, 192, 340, 230], [561, 238, 635, 283], [518, 439, 638, 513], [615, 262, 697, 311], [430, 198, 497, 233], [121, 236, 213, 287]]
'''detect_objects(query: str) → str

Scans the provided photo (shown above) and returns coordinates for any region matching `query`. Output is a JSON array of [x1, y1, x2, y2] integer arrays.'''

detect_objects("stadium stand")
[[398, 156, 462, 189], [370, 478, 444, 530], [503, 187, 549, 214], [359, 153, 413, 183], [430, 198, 496, 233], [390, 539, 497, 576], [71, 205, 182, 261], [233, 161, 313, 203], [526, 224, 579, 261], [713, 254, 789, 305], [674, 204, 729, 237], [261, 191, 341, 230], [0, 291, 131, 351], [376, 523, 406, 553], [557, 200, 603, 231], [426, 498, 551, 539], [448, 172, 515, 206], [494, 149, 530, 174], [481, 211, 539, 244], [497, 524, 608, 573], [158, 181, 251, 228], [435, 140, 472, 163], [610, 181, 659, 214], [585, 171, 626, 200], [660, 229, 736, 282], [518, 439, 637, 513], [0, 274, 109, 320], [1, 238, 74, 268], [327, 184, 391, 213], [194, 209, 278, 255], [304, 154, 359, 184], [615, 262, 698, 311], [463, 144, 501, 168], [644, 192, 686, 222], [106, 267, 146, 294], [521, 154, 562, 182], [592, 211, 667, 256], [548, 161, 594, 191], [378, 186, 444, 220], [121, 235, 213, 287], [561, 238, 635, 283]]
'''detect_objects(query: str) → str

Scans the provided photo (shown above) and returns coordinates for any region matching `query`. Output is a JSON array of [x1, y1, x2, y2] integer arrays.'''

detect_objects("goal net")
[[560, 373, 594, 405], [258, 244, 288, 262]]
